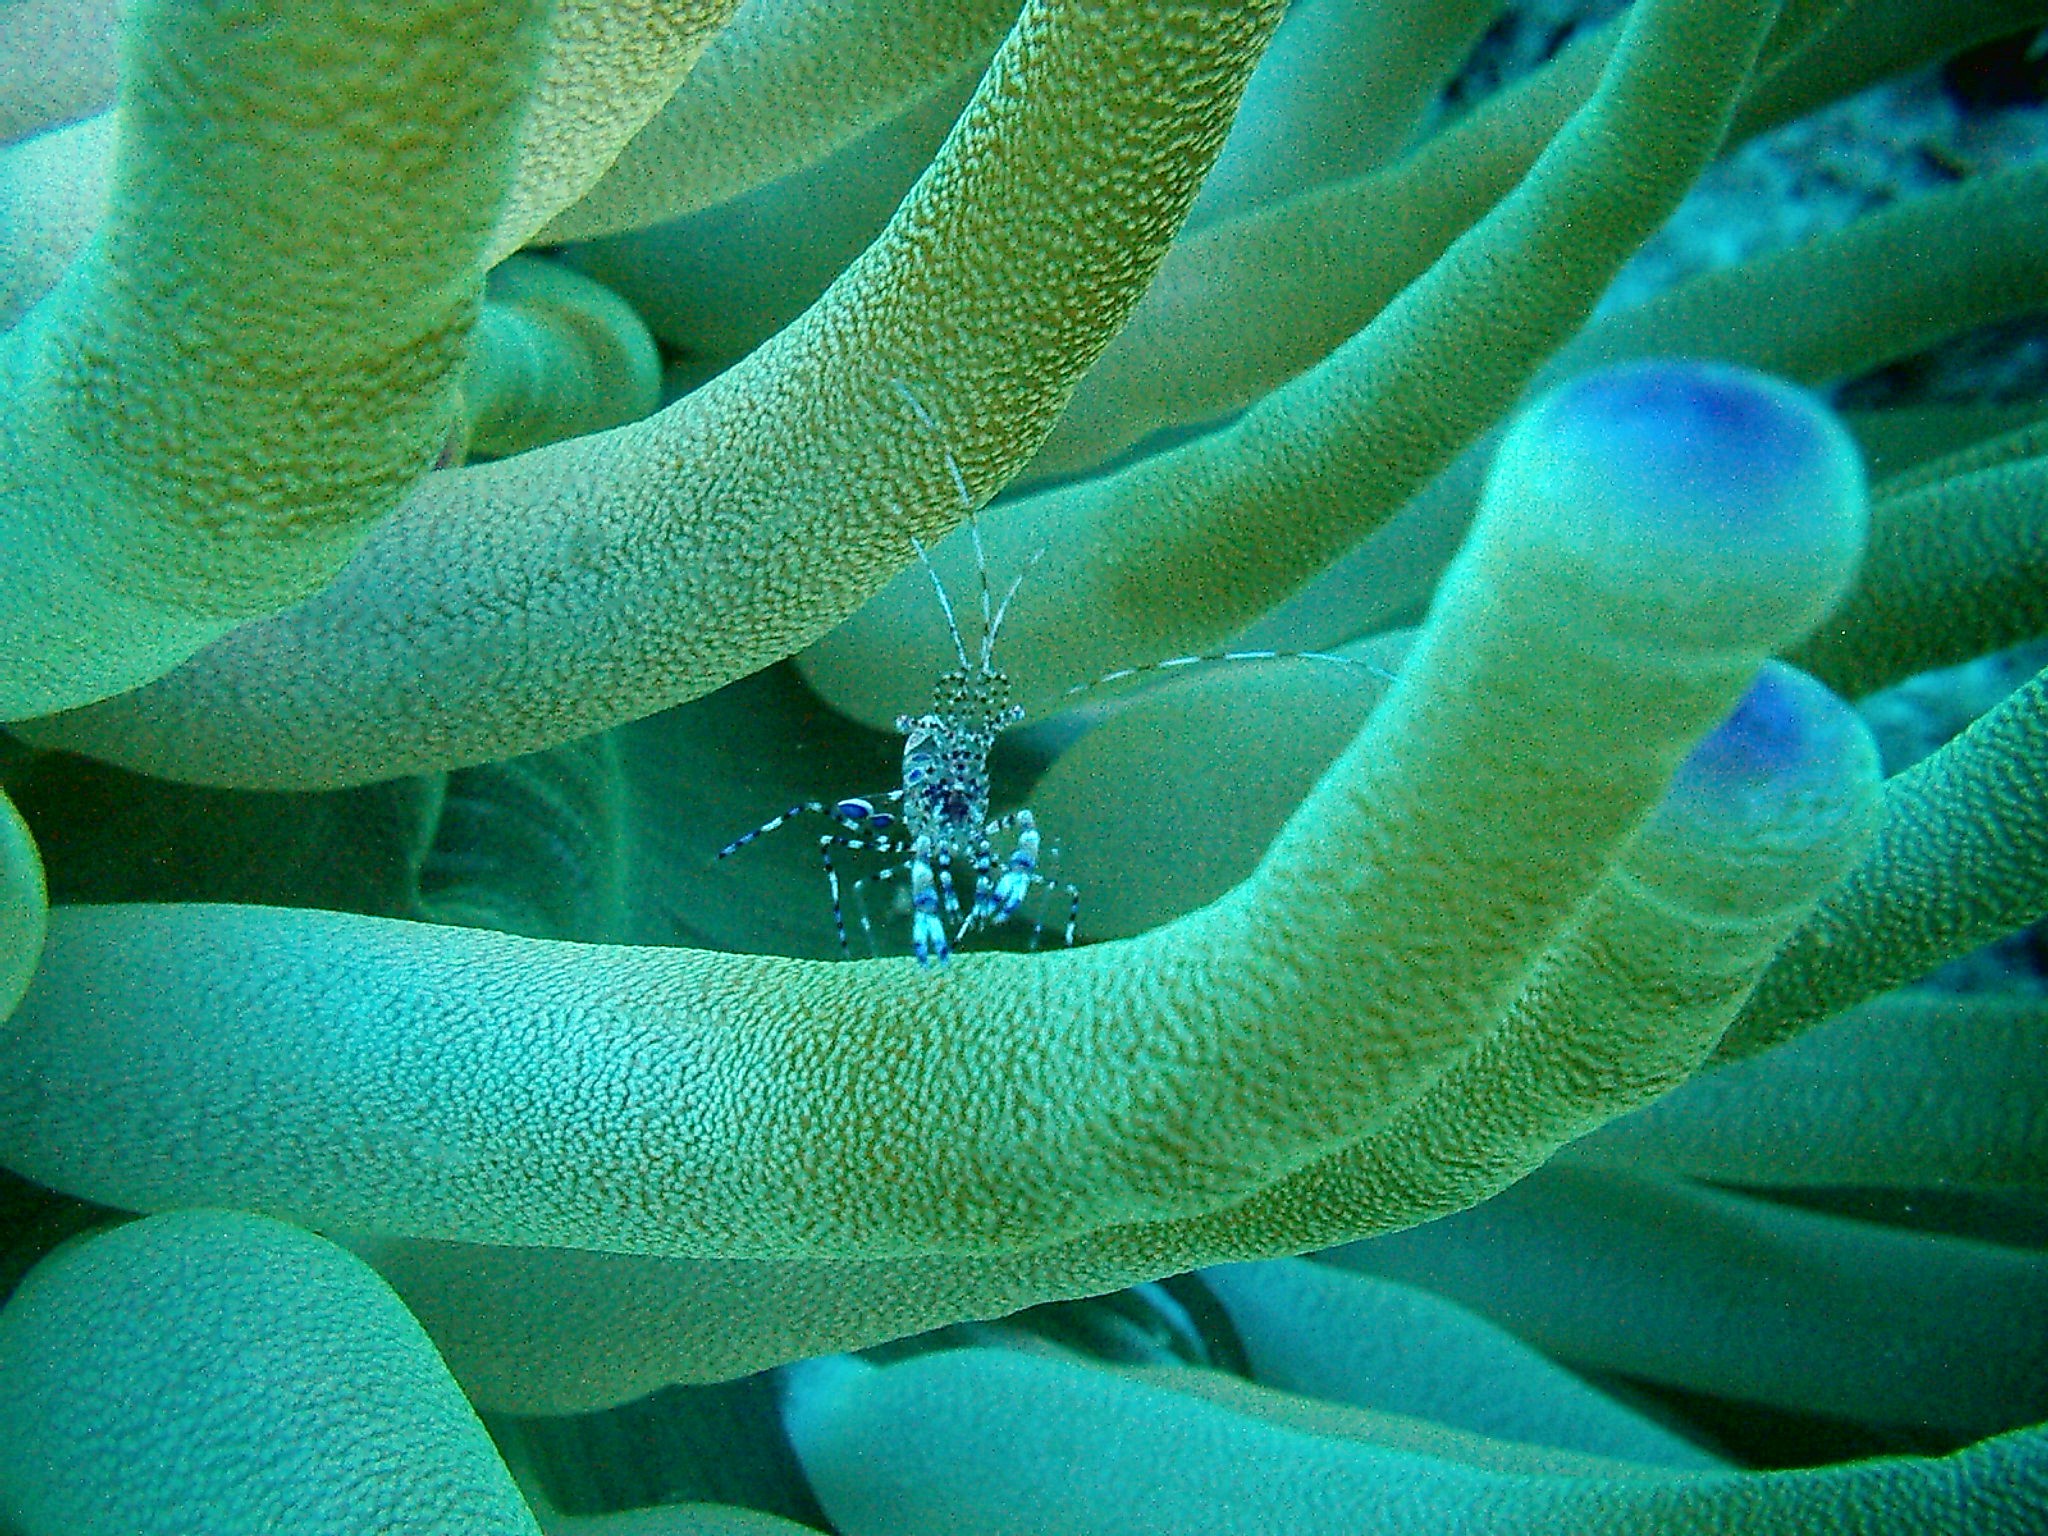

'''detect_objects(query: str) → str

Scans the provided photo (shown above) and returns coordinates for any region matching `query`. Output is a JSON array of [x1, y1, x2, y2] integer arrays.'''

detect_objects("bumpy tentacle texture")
[[804, 0, 1793, 726], [4, 0, 2048, 1527], [22, 0, 1289, 788], [0, 1211, 541, 1535], [1188, 0, 1506, 230], [538, 0, 1025, 241], [809, 4, 2048, 730], [0, 361, 1872, 1271], [0, 787, 43, 1027], [0, 0, 115, 147], [0, 0, 555, 718], [349, 613, 1887, 1414], [561, 66, 990, 399], [782, 1344, 2048, 1534], [1196, 1257, 1727, 1469], [1574, 991, 2048, 1189], [1720, 662, 2048, 1058], [483, 0, 745, 262], [1236, 155, 2048, 653], [0, 1, 745, 335], [0, 112, 113, 330], [1028, 0, 2036, 479], [463, 256, 664, 461], [1326, 1162, 2048, 1440], [0, 0, 117, 146]]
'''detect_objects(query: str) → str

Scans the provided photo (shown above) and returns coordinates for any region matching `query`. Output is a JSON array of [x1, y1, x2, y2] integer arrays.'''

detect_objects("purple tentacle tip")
[[1687, 663, 1812, 783], [1670, 660, 1877, 823], [1548, 359, 1852, 534]]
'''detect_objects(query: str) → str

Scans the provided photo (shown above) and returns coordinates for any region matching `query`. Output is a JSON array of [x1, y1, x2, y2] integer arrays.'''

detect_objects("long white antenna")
[[894, 378, 1000, 675], [910, 532, 972, 671], [1062, 648, 1398, 701], [966, 515, 997, 670], [984, 547, 1046, 668]]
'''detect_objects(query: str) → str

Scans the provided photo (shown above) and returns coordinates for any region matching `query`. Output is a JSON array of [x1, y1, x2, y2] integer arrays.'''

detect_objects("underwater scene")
[[3, 0, 2048, 1530]]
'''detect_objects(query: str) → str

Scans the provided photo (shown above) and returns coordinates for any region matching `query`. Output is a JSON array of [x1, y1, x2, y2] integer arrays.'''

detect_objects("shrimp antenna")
[[983, 547, 1046, 669], [966, 515, 998, 669], [1061, 648, 1399, 702], [909, 531, 972, 672], [892, 379, 997, 669]]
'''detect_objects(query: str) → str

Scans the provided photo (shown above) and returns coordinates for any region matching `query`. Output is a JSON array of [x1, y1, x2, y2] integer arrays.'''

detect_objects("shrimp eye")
[[834, 798, 873, 822]]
